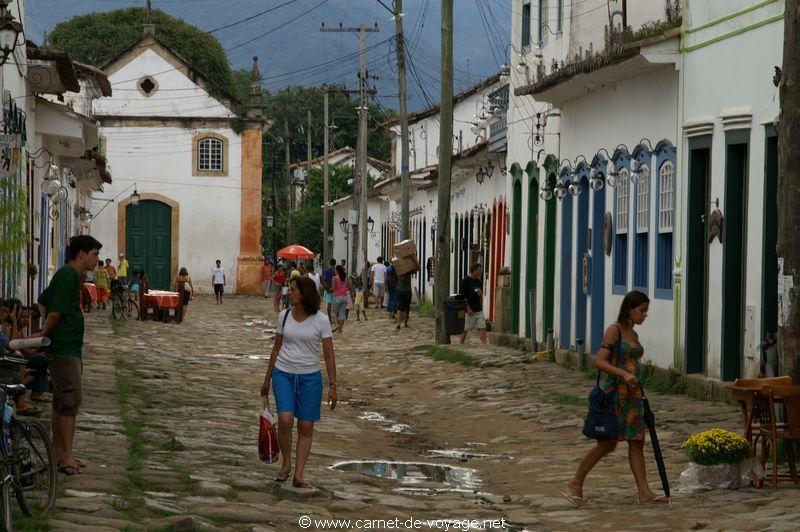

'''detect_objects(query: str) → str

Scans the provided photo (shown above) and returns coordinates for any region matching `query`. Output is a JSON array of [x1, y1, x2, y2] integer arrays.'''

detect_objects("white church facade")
[[90, 30, 265, 294]]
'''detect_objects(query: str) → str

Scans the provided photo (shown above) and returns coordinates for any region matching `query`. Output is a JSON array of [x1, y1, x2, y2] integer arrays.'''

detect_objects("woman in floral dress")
[[563, 290, 666, 506]]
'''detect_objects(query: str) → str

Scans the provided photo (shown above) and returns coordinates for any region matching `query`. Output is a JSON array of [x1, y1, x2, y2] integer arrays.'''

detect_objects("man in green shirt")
[[396, 256, 420, 330], [34, 234, 101, 476]]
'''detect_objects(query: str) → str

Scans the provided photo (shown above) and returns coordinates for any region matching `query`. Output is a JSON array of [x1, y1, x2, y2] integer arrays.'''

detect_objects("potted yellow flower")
[[679, 428, 756, 491]]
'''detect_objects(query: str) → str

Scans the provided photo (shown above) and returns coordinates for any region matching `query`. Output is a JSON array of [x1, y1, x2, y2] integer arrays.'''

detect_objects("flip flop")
[[58, 464, 81, 476], [274, 470, 291, 483], [30, 394, 53, 403], [637, 494, 668, 504], [16, 406, 41, 417], [560, 492, 589, 506]]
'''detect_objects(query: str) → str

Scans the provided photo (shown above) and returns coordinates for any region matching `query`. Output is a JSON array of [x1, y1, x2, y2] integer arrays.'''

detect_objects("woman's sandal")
[[560, 492, 589, 506], [637, 494, 668, 504], [274, 470, 291, 483], [292, 478, 314, 489]]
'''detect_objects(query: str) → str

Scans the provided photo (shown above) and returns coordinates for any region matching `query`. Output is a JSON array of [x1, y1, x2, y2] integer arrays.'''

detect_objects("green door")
[[510, 164, 523, 335], [525, 162, 540, 340], [542, 155, 559, 344], [722, 136, 749, 381], [126, 200, 172, 290], [686, 140, 711, 374]]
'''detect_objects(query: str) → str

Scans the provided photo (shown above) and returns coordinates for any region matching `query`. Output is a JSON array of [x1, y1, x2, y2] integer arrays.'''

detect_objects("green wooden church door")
[[126, 200, 172, 290]]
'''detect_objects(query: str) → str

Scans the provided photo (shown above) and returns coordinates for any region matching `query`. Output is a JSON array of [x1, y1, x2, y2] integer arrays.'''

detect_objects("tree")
[[266, 165, 354, 256], [48, 8, 237, 100]]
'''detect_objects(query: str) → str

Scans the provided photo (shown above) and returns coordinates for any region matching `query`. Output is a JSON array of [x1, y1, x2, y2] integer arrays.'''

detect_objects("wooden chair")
[[759, 384, 800, 487]]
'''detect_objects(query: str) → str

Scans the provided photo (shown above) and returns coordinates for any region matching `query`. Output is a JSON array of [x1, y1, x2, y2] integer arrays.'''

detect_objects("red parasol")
[[277, 244, 315, 260]]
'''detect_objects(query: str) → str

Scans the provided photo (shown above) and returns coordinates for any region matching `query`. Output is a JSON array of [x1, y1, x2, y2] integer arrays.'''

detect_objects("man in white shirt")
[[211, 259, 226, 304], [370, 257, 387, 308], [306, 264, 323, 295]]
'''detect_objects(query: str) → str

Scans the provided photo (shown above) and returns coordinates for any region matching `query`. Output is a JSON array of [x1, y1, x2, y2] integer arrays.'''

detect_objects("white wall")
[[91, 125, 243, 292], [94, 49, 235, 118], [680, 1, 783, 379]]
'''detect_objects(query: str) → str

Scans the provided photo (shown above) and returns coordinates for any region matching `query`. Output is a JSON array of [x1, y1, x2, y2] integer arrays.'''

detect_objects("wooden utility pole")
[[395, 0, 411, 239], [323, 90, 331, 264], [435, 0, 454, 344], [306, 108, 313, 202], [778, 0, 800, 379], [285, 116, 293, 243], [321, 22, 379, 281]]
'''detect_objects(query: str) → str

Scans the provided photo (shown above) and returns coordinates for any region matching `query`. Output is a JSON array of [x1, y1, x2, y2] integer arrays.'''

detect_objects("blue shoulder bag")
[[582, 325, 621, 440]]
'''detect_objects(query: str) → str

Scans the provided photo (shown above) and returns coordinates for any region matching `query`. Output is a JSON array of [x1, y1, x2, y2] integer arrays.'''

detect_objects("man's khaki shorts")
[[49, 355, 82, 416], [464, 311, 487, 331]]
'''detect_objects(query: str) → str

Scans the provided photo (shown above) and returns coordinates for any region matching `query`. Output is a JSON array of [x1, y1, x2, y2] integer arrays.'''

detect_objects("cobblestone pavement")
[[43, 295, 800, 531]]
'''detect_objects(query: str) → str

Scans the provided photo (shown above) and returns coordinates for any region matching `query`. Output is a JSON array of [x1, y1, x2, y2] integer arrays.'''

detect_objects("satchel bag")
[[582, 325, 622, 440]]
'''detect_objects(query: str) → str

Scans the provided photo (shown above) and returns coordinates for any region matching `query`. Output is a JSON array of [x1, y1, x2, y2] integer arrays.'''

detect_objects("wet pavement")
[[45, 295, 800, 530]]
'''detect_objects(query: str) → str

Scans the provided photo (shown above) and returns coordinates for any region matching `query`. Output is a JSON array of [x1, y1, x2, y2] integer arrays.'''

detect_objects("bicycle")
[[0, 354, 57, 529], [110, 281, 139, 321]]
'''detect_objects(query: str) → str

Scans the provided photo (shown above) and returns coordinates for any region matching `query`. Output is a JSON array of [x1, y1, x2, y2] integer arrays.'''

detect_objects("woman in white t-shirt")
[[261, 276, 337, 489]]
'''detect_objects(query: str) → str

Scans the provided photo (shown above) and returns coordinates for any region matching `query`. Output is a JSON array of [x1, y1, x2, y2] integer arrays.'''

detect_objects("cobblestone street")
[[43, 295, 800, 531]]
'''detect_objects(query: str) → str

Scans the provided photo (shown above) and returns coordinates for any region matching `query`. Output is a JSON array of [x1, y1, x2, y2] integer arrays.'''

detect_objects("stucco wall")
[[91, 125, 243, 293], [681, 4, 783, 379]]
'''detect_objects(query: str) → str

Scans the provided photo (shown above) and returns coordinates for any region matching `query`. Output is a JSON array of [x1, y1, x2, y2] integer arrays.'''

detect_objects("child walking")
[[354, 280, 367, 321]]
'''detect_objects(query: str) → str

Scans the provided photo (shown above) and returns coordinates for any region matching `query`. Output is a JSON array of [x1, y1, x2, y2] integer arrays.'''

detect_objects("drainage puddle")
[[357, 411, 414, 434], [422, 449, 513, 461], [330, 461, 480, 489]]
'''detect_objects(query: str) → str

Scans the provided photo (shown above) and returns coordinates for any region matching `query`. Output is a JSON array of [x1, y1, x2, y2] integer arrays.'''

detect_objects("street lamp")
[[0, 0, 22, 67], [367, 216, 375, 233], [475, 167, 486, 185], [130, 185, 141, 206], [338, 217, 349, 233], [266, 213, 274, 227]]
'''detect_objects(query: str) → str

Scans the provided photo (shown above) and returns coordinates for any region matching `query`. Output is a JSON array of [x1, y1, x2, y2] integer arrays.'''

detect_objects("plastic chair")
[[759, 384, 800, 487]]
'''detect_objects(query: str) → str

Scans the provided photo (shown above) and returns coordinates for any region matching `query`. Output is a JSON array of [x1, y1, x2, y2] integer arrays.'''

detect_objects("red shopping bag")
[[258, 398, 280, 463]]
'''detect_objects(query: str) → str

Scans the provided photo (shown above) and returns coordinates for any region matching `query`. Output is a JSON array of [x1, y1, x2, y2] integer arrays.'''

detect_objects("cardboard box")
[[394, 239, 417, 259], [392, 255, 417, 276]]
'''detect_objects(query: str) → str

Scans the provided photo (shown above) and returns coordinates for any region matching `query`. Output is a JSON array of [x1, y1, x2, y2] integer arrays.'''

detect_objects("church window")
[[193, 133, 228, 176], [138, 76, 158, 96]]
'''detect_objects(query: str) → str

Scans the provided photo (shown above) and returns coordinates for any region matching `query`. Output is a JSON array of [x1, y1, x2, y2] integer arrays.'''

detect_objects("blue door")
[[575, 175, 590, 347], [590, 163, 607, 353], [558, 177, 573, 348]]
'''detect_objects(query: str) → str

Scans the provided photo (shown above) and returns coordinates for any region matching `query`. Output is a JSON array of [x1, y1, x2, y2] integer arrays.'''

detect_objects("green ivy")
[[0, 176, 29, 296]]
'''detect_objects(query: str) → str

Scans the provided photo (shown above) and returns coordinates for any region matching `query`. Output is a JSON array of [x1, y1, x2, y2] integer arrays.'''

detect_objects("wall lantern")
[[266, 213, 274, 227], [52, 186, 68, 205], [484, 161, 494, 178], [338, 217, 349, 233], [0, 0, 22, 67], [130, 185, 141, 206], [589, 167, 605, 191], [475, 167, 486, 185], [367, 216, 375, 233], [42, 162, 62, 196]]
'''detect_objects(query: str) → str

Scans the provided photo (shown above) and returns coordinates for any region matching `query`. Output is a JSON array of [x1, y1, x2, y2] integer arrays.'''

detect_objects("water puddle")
[[384, 423, 412, 433], [330, 461, 480, 489], [358, 411, 388, 422], [422, 449, 513, 461]]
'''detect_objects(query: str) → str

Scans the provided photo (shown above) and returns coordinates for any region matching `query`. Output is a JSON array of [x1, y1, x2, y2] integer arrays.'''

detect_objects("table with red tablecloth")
[[143, 291, 182, 323]]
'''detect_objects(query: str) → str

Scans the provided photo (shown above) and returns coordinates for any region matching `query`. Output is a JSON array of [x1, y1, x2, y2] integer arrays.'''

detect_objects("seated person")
[[0, 301, 46, 415]]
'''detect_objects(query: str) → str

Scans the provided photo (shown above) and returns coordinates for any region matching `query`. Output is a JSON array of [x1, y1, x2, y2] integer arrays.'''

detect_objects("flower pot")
[[679, 459, 760, 492]]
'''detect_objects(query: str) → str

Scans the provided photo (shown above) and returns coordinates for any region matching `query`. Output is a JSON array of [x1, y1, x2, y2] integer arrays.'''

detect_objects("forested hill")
[[25, 0, 509, 112]]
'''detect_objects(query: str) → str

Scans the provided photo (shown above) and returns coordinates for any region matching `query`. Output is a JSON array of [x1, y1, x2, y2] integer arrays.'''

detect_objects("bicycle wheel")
[[1, 471, 11, 531], [125, 297, 140, 320], [111, 294, 124, 320], [12, 420, 56, 517]]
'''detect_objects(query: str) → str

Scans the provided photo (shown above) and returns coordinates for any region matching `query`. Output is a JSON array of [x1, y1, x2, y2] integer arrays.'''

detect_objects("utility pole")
[[306, 108, 313, 203], [284, 117, 293, 243], [778, 0, 800, 379], [323, 89, 331, 264], [435, 0, 454, 344], [376, 0, 411, 239], [321, 22, 379, 282]]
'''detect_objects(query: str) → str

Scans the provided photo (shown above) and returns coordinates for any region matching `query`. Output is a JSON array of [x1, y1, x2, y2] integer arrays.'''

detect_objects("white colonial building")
[[90, 28, 265, 294], [504, 0, 785, 381], [331, 74, 509, 313]]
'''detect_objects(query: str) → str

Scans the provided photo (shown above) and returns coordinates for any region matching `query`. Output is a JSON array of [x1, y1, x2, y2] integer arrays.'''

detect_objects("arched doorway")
[[542, 155, 559, 344], [125, 200, 173, 290], [525, 161, 540, 340], [509, 163, 523, 335], [590, 155, 608, 353], [558, 166, 574, 348], [574, 170, 590, 349]]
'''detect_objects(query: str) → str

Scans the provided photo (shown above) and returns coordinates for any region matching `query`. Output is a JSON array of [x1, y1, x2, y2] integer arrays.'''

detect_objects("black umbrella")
[[641, 385, 673, 509]]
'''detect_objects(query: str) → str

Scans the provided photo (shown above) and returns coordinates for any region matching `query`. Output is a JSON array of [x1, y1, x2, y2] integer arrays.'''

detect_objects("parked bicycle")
[[110, 280, 139, 321], [0, 353, 57, 529]]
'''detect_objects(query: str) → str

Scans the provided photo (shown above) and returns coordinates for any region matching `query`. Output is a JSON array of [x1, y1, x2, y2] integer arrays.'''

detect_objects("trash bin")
[[444, 294, 467, 335]]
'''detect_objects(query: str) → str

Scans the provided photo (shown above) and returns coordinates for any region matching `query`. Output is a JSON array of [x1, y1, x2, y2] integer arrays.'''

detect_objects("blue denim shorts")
[[272, 367, 322, 422], [324, 291, 334, 305]]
